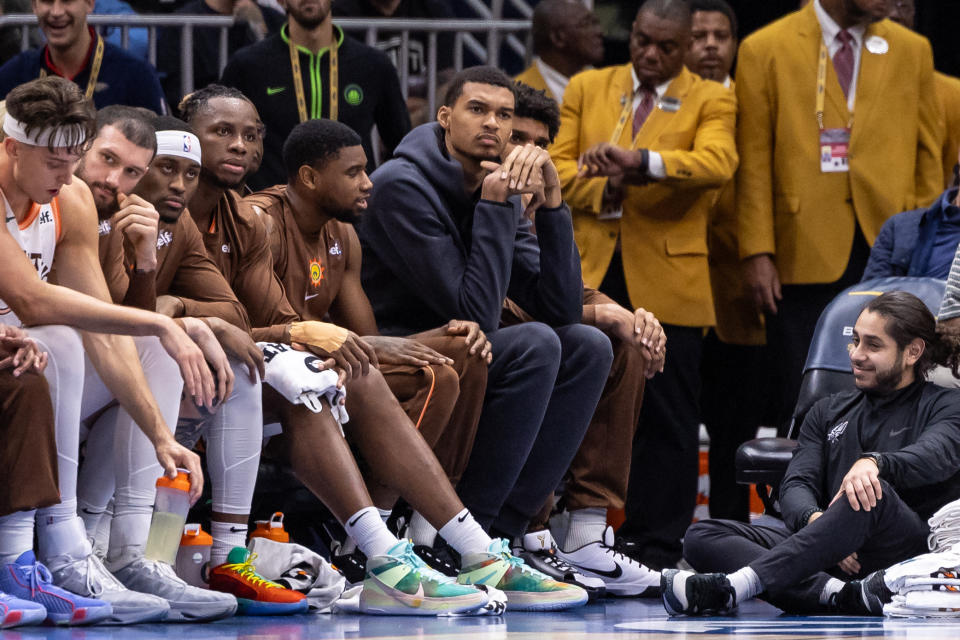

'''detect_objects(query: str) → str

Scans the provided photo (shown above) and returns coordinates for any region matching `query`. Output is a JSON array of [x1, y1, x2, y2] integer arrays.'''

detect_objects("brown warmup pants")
[[0, 370, 59, 516], [502, 297, 645, 528], [379, 333, 488, 489]]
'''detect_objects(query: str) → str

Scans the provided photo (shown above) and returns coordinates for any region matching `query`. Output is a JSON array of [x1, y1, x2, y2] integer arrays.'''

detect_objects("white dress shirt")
[[813, 0, 866, 112], [534, 57, 571, 104]]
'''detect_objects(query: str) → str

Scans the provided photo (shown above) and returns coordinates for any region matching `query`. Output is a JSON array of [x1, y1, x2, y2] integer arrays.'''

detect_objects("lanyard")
[[39, 34, 104, 101], [288, 34, 338, 123], [609, 93, 632, 147], [816, 39, 853, 130]]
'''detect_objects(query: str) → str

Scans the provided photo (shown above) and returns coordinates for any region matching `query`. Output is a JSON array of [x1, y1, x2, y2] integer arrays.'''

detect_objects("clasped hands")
[[481, 143, 562, 215]]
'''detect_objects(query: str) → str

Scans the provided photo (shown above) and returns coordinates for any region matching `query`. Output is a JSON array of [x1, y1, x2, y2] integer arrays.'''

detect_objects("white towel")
[[258, 342, 348, 424]]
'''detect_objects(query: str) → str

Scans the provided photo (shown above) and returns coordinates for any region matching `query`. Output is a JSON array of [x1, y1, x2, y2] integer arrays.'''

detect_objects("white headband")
[[2, 112, 87, 149], [155, 130, 201, 164]]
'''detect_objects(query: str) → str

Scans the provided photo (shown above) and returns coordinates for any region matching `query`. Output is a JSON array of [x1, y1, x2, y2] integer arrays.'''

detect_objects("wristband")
[[289, 321, 348, 352], [800, 506, 821, 527]]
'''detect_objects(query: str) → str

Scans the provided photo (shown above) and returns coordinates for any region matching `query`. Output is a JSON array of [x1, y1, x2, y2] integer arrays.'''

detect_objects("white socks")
[[0, 510, 36, 564], [438, 509, 493, 556], [211, 521, 248, 567], [562, 508, 607, 551], [345, 507, 400, 558], [406, 511, 438, 547], [728, 566, 763, 603], [820, 577, 845, 605]]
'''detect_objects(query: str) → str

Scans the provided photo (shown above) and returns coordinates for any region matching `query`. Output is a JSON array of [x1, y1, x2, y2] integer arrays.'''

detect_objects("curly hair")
[[514, 81, 560, 144]]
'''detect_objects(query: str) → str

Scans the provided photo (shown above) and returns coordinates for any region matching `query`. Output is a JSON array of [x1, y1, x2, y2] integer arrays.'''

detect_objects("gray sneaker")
[[114, 558, 237, 622], [46, 552, 170, 625]]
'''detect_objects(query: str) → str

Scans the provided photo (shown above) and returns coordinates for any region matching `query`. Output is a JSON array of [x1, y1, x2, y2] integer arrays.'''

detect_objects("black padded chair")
[[735, 276, 947, 516]]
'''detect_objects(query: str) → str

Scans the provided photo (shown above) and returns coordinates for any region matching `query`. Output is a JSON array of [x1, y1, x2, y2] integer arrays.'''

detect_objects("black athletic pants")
[[683, 480, 929, 613], [456, 322, 614, 538]]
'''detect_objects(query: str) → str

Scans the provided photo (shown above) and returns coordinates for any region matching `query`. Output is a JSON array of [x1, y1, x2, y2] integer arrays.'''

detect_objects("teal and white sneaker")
[[458, 539, 589, 611], [360, 540, 489, 616]]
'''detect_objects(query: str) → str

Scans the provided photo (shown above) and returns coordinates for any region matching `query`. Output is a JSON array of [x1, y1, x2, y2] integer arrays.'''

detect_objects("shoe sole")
[[360, 578, 488, 616], [605, 583, 662, 598], [165, 599, 238, 622], [99, 603, 171, 625], [502, 588, 589, 612], [237, 598, 308, 616], [2, 607, 46, 628], [46, 604, 114, 626]]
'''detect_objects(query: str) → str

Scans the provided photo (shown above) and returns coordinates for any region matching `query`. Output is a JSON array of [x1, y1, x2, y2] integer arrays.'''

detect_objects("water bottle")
[[176, 524, 213, 587], [144, 469, 192, 565], [249, 512, 289, 543]]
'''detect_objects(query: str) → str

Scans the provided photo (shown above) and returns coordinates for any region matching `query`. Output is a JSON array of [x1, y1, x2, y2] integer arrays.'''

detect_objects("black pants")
[[602, 251, 704, 568], [700, 330, 765, 522], [766, 228, 871, 433], [456, 322, 613, 538], [683, 480, 929, 613]]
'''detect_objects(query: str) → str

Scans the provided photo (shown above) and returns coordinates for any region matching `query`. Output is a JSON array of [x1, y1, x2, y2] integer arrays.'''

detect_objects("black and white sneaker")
[[833, 570, 893, 615], [661, 569, 737, 616], [557, 526, 659, 597], [516, 530, 606, 601], [413, 541, 461, 578]]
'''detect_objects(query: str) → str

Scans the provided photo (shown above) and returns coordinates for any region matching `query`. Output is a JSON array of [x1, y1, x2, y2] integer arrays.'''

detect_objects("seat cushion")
[[735, 437, 798, 485]]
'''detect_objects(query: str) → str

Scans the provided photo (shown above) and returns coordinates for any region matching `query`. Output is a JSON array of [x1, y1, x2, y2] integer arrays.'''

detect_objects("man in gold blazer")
[[737, 0, 943, 430], [551, 0, 737, 569]]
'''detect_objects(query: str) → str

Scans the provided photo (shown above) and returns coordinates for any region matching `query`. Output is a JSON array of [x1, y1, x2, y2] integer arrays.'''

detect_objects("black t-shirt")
[[220, 24, 411, 191]]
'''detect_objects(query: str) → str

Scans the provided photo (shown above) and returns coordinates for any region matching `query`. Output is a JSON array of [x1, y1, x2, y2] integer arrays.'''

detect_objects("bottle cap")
[[156, 469, 191, 493], [180, 523, 213, 546]]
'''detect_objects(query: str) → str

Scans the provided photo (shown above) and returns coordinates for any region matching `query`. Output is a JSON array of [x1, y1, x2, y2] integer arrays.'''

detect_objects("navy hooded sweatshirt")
[[357, 122, 583, 336]]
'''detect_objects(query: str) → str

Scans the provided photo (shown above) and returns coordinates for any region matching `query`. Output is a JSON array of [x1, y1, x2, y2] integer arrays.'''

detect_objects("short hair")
[[282, 119, 361, 179], [443, 66, 515, 107], [178, 84, 252, 125], [153, 115, 195, 136], [5, 77, 95, 153], [95, 105, 157, 154], [514, 81, 560, 143], [863, 291, 960, 378], [689, 0, 738, 37], [531, 0, 581, 54], [637, 0, 692, 28]]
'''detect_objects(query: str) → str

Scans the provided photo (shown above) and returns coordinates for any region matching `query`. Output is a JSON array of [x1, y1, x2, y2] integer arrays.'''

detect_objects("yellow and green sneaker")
[[360, 541, 489, 616], [458, 539, 589, 611]]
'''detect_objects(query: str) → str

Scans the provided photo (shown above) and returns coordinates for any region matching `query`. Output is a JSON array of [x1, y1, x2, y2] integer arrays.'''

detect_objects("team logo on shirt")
[[827, 420, 849, 444], [343, 84, 364, 106], [309, 258, 324, 287], [157, 230, 173, 249], [329, 241, 342, 256]]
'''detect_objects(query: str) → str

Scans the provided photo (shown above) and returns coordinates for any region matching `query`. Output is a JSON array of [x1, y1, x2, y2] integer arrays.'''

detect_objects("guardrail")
[[0, 14, 532, 120]]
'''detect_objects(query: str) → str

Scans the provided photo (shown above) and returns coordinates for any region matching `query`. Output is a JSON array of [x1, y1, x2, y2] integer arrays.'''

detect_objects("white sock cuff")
[[438, 509, 493, 556], [345, 507, 398, 558]]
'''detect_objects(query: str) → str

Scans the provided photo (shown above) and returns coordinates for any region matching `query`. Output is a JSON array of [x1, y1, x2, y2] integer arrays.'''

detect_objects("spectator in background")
[[93, 0, 148, 60], [514, 0, 604, 105], [157, 0, 284, 109], [332, 0, 456, 125], [220, 0, 410, 190], [736, 0, 943, 434], [551, 0, 738, 570], [0, 0, 165, 112], [0, 0, 41, 67], [885, 0, 960, 190], [862, 152, 960, 281], [684, 0, 765, 524]]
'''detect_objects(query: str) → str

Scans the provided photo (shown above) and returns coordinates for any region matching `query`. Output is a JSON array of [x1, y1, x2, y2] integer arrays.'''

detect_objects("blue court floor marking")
[[0, 599, 954, 639]]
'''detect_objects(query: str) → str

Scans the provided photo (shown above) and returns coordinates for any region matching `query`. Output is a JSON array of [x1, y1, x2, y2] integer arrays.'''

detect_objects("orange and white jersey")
[[0, 194, 61, 326]]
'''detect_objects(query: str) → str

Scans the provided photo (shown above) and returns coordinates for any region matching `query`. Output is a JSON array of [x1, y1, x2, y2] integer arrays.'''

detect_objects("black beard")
[[861, 352, 907, 396], [288, 6, 329, 30]]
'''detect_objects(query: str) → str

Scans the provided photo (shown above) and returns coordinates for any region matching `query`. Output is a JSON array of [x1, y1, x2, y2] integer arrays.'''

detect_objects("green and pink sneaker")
[[458, 539, 589, 611], [360, 541, 489, 616]]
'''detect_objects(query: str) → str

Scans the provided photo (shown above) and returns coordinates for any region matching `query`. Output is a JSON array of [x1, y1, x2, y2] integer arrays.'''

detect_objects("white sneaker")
[[515, 530, 606, 601], [46, 552, 170, 624], [113, 558, 237, 622], [556, 526, 660, 597]]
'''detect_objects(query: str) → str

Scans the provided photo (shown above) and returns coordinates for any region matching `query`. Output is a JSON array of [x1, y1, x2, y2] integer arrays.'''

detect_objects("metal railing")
[[0, 14, 532, 118]]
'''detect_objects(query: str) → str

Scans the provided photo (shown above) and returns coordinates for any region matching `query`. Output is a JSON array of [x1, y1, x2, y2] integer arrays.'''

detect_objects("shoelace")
[[26, 562, 53, 597], [220, 553, 284, 590], [539, 547, 577, 574], [492, 539, 551, 581], [396, 542, 457, 585]]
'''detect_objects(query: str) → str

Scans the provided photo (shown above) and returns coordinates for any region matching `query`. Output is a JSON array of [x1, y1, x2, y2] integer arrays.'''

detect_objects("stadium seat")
[[735, 276, 947, 517]]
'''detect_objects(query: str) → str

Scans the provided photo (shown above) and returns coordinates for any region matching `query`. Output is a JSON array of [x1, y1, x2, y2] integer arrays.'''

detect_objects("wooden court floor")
[[2, 598, 955, 640]]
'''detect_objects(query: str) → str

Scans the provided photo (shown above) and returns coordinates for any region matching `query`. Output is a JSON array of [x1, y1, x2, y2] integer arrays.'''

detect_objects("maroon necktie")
[[632, 86, 656, 137], [833, 29, 855, 99]]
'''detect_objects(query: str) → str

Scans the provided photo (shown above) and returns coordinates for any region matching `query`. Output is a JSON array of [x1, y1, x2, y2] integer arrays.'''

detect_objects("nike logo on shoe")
[[584, 563, 623, 579]]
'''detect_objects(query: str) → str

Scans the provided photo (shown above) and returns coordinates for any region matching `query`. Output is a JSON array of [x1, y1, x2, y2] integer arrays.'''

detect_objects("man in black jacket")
[[662, 291, 960, 616], [357, 66, 614, 562]]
